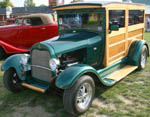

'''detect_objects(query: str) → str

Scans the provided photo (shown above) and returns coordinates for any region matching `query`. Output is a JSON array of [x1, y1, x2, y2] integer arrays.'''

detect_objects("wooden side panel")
[[127, 27, 144, 48], [109, 42, 125, 58], [136, 35, 143, 39], [128, 29, 143, 38], [127, 40, 132, 48], [103, 4, 145, 67], [109, 52, 125, 63], [107, 28, 126, 65], [109, 34, 125, 45], [128, 23, 144, 32], [103, 3, 145, 10], [104, 8, 110, 67]]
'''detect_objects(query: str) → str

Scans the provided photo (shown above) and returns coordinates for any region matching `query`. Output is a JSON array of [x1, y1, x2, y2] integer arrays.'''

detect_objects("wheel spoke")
[[13, 73, 17, 78], [81, 86, 86, 94], [141, 50, 147, 68], [76, 82, 93, 110]]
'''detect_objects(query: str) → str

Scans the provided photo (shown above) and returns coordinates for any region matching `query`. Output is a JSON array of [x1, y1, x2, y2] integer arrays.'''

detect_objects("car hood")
[[42, 31, 102, 55]]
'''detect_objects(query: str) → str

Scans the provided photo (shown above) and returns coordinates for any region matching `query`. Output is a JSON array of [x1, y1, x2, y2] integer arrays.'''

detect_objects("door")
[[0, 18, 23, 48], [21, 17, 46, 48], [105, 9, 127, 66]]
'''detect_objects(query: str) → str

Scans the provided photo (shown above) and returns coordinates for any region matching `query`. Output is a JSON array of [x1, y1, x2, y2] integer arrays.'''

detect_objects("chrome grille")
[[31, 49, 51, 82]]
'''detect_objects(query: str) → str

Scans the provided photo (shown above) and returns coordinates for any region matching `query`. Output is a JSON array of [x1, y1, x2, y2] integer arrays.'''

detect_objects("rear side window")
[[109, 10, 125, 28], [129, 10, 144, 26], [24, 17, 44, 26], [31, 17, 43, 26]]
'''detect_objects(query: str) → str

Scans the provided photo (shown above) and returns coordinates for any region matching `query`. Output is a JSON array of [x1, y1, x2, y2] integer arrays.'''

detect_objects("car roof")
[[53, 2, 145, 11], [17, 13, 54, 24]]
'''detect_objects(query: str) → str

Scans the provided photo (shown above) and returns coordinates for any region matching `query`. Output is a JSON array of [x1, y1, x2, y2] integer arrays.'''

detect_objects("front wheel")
[[63, 75, 95, 116], [138, 45, 148, 70], [3, 68, 24, 93]]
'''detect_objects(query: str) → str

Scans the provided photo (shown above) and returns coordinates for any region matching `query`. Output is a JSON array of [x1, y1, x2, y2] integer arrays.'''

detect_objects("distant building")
[[0, 6, 53, 25], [0, 9, 7, 25], [123, 0, 132, 3], [49, 0, 65, 6], [145, 6, 150, 31], [71, 0, 122, 3], [146, 6, 150, 17], [11, 6, 53, 17]]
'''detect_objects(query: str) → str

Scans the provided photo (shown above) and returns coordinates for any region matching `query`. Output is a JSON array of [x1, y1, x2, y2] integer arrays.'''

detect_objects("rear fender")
[[55, 64, 100, 89], [128, 40, 149, 66]]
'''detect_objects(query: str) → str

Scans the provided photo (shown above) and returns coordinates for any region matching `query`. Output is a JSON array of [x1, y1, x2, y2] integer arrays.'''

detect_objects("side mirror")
[[109, 24, 119, 31]]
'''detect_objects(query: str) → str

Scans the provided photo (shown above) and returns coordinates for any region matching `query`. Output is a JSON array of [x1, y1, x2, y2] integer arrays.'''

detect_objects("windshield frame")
[[57, 9, 106, 36]]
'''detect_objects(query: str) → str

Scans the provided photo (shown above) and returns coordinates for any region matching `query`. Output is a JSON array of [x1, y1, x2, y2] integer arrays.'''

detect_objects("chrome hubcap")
[[141, 50, 147, 68], [76, 83, 92, 110]]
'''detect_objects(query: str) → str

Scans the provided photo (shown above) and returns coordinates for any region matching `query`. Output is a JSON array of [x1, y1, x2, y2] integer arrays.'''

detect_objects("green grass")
[[0, 32, 150, 117]]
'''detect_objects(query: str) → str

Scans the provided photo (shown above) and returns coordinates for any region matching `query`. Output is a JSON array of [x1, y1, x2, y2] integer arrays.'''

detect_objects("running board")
[[22, 83, 45, 93], [106, 65, 138, 82]]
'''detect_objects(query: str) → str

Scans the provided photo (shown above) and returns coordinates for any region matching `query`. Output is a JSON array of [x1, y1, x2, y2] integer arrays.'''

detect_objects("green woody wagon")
[[1, 2, 149, 116]]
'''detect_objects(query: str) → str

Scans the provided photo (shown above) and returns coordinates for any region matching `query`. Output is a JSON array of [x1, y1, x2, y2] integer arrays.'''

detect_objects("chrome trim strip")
[[29, 64, 52, 71]]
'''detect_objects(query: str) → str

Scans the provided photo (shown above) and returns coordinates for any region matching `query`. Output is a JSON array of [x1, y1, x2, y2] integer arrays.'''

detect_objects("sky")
[[4, 0, 72, 7], [10, 0, 49, 7], [0, 0, 122, 7]]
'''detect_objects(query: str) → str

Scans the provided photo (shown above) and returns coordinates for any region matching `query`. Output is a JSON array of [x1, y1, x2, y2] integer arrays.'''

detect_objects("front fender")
[[1, 54, 24, 80], [128, 40, 149, 66], [55, 64, 99, 89], [0, 40, 29, 54]]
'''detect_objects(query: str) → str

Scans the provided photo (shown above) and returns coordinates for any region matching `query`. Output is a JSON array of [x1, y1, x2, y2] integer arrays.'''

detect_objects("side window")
[[31, 17, 43, 26], [24, 17, 43, 26], [129, 10, 144, 26], [15, 18, 22, 25], [24, 18, 32, 26], [109, 10, 125, 28]]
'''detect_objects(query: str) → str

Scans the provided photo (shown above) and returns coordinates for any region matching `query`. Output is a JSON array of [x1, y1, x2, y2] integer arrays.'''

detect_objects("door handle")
[[41, 27, 46, 30]]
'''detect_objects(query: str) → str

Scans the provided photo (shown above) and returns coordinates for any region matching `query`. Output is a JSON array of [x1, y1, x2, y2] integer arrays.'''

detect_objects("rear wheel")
[[0, 47, 5, 60], [3, 68, 24, 93], [63, 75, 95, 116], [138, 45, 148, 70]]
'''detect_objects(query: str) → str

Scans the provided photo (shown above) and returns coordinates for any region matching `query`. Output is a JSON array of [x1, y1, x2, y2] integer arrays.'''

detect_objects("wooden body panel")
[[107, 65, 138, 81], [109, 34, 125, 45], [104, 5, 145, 67]]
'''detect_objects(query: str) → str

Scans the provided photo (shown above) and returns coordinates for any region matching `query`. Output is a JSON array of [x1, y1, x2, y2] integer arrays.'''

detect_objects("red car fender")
[[0, 40, 29, 54]]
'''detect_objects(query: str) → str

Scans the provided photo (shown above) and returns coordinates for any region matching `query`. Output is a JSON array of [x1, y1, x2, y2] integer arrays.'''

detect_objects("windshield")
[[15, 18, 22, 25], [59, 13, 104, 32]]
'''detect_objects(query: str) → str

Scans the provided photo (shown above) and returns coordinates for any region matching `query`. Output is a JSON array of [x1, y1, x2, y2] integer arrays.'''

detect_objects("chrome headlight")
[[20, 54, 30, 65], [49, 59, 60, 71]]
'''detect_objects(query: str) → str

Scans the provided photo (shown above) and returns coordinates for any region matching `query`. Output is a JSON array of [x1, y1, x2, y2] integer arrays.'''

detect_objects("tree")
[[71, 0, 83, 3], [0, 0, 14, 8], [24, 0, 36, 7], [39, 4, 47, 7]]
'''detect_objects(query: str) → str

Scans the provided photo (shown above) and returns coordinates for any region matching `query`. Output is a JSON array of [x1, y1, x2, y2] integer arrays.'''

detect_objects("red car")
[[0, 13, 58, 59]]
